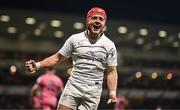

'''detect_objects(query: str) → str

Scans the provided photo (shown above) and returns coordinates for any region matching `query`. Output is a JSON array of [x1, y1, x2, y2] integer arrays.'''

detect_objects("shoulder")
[[66, 31, 86, 43], [101, 34, 115, 46], [36, 74, 45, 83], [70, 31, 85, 39], [72, 31, 84, 36]]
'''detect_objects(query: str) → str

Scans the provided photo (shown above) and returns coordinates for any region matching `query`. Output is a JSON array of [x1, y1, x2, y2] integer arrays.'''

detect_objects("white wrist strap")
[[110, 91, 116, 96], [35, 62, 41, 70]]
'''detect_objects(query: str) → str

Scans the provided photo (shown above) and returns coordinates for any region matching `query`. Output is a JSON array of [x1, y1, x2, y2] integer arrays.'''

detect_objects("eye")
[[99, 17, 104, 21], [91, 16, 97, 20]]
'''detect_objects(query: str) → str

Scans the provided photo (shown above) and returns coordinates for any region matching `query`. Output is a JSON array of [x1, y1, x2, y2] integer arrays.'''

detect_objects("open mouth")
[[93, 24, 101, 30]]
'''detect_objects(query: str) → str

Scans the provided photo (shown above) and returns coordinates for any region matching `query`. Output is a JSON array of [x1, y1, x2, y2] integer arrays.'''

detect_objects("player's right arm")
[[25, 53, 66, 73], [26, 35, 73, 74]]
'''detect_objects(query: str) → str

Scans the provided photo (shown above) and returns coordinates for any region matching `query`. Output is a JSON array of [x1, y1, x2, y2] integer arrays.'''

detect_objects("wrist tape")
[[35, 62, 41, 70], [110, 91, 116, 96]]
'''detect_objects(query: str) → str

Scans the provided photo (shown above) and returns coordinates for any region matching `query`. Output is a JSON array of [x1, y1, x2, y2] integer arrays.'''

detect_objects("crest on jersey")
[[109, 48, 115, 57]]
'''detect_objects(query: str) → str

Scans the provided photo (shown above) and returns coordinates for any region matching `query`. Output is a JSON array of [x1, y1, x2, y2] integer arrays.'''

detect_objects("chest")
[[73, 39, 108, 59]]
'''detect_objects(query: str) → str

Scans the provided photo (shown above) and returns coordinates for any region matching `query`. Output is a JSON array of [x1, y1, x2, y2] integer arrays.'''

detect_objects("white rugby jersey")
[[58, 31, 117, 85]]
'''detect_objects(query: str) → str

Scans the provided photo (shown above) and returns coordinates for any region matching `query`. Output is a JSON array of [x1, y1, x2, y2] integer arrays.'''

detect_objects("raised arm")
[[106, 66, 118, 104], [25, 53, 66, 73]]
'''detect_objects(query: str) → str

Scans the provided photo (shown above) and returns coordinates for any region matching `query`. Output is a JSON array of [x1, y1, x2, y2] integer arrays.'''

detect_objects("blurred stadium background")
[[0, 0, 180, 109]]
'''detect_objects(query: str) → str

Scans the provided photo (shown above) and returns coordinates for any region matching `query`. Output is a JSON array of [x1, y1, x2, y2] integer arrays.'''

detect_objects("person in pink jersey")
[[30, 67, 64, 110]]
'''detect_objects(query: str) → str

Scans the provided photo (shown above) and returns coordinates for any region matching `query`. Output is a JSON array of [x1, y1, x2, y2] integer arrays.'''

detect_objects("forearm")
[[106, 66, 118, 104], [106, 67, 118, 94], [38, 53, 65, 68]]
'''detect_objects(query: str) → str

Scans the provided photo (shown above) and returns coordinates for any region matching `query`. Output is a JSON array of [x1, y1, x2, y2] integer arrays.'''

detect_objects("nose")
[[94, 19, 101, 24], [94, 21, 101, 26]]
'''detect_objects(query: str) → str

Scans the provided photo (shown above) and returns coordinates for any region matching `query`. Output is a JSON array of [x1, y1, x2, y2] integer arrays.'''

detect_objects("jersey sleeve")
[[58, 36, 73, 58], [107, 43, 118, 66]]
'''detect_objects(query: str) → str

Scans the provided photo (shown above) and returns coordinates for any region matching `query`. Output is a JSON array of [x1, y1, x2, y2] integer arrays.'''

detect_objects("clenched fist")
[[25, 60, 37, 73], [107, 95, 117, 104], [107, 91, 117, 104]]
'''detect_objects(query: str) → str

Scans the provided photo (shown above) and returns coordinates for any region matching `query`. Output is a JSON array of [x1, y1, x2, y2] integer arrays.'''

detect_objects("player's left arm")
[[106, 66, 118, 104]]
